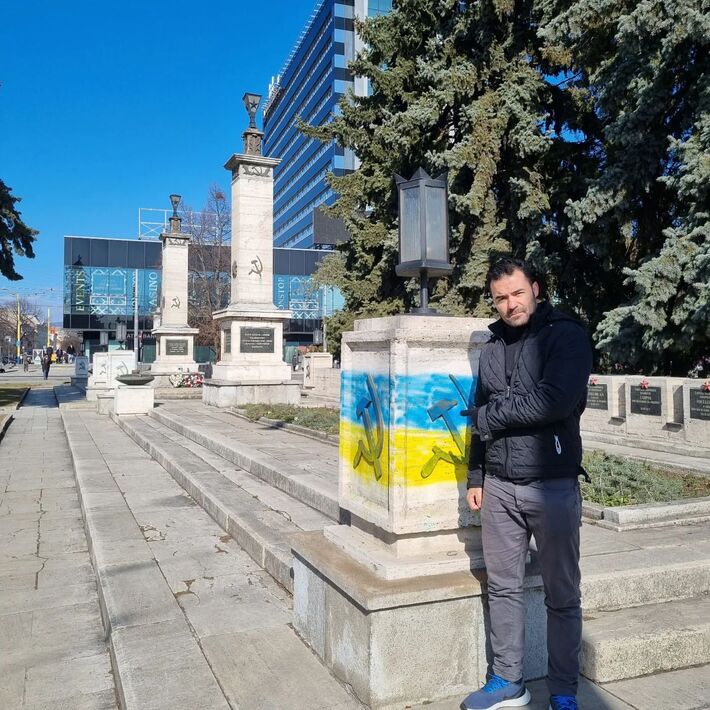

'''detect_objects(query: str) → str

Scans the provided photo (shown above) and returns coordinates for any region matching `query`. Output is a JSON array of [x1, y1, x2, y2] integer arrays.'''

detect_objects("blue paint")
[[341, 371, 477, 431]]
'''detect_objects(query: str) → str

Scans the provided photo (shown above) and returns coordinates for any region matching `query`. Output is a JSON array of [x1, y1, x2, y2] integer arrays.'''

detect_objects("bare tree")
[[0, 297, 41, 358], [181, 184, 231, 356]]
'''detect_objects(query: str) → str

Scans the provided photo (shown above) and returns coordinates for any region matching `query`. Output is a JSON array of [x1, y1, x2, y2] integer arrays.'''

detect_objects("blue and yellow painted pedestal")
[[326, 314, 492, 578]]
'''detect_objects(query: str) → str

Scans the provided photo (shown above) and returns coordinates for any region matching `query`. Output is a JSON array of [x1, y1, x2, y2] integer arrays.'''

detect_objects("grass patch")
[[241, 404, 340, 435], [581, 450, 710, 506], [0, 385, 28, 408]]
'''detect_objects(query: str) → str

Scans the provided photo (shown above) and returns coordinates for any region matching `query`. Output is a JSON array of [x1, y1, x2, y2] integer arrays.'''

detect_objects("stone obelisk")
[[204, 93, 295, 407], [151, 195, 199, 376]]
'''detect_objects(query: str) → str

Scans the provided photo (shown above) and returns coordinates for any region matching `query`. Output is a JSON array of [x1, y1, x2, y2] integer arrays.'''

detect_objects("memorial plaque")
[[630, 385, 662, 416], [166, 339, 188, 356], [689, 388, 710, 421], [75, 356, 89, 377], [240, 327, 274, 354], [586, 384, 608, 411]]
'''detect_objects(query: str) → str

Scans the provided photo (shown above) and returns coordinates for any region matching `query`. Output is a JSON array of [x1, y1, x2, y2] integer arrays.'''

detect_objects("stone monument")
[[291, 315, 547, 708], [150, 195, 199, 381], [204, 92, 297, 407]]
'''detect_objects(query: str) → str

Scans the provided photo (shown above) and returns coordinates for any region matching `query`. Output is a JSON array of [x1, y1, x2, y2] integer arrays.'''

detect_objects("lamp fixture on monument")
[[168, 193, 182, 233], [394, 168, 452, 314], [242, 92, 263, 156]]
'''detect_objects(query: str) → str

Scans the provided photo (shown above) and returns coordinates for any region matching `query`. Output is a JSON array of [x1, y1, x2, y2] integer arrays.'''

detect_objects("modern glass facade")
[[263, 0, 391, 250], [63, 236, 344, 355]]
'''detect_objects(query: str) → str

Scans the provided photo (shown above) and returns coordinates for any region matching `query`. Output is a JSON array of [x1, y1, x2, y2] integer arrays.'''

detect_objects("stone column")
[[206, 93, 295, 406], [151, 202, 199, 375]]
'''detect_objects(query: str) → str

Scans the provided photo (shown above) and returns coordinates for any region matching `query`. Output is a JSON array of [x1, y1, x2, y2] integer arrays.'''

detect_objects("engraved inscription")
[[689, 389, 710, 421], [630, 385, 662, 416], [240, 327, 274, 354], [586, 384, 608, 411], [165, 339, 188, 356]]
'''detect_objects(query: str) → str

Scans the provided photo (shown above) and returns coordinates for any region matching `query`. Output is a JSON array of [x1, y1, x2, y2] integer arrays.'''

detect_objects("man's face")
[[489, 269, 540, 327]]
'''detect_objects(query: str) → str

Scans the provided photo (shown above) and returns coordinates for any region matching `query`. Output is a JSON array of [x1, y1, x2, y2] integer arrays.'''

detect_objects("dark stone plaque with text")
[[630, 385, 662, 416], [240, 327, 274, 354], [586, 384, 608, 411], [689, 389, 710, 421], [166, 339, 188, 356]]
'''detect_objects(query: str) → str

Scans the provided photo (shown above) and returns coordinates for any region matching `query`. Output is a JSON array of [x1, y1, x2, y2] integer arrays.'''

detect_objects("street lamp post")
[[394, 168, 452, 314]]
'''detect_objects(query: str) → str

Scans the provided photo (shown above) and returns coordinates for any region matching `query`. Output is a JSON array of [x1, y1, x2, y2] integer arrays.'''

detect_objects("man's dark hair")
[[486, 257, 545, 296]]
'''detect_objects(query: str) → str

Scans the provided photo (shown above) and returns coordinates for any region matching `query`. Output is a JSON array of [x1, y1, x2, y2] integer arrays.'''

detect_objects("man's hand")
[[467, 487, 483, 511]]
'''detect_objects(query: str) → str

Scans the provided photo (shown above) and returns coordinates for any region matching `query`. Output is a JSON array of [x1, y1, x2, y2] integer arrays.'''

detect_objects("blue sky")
[[1, 0, 316, 315]]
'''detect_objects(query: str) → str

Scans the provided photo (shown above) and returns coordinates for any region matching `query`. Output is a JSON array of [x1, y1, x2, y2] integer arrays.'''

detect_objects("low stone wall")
[[581, 375, 710, 454], [309, 367, 341, 399]]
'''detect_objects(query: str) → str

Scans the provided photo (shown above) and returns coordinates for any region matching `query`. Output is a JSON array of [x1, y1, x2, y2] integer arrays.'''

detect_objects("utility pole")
[[16, 294, 21, 364], [133, 268, 140, 362]]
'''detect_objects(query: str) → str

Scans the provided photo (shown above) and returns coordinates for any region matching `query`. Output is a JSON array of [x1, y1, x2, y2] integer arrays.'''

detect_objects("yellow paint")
[[340, 420, 472, 488]]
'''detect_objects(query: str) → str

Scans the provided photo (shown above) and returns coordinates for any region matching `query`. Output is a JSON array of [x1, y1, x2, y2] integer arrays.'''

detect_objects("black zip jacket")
[[467, 302, 592, 487]]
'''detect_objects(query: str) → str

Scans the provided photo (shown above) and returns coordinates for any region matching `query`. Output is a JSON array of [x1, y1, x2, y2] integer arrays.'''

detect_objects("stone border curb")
[[0, 412, 13, 442]]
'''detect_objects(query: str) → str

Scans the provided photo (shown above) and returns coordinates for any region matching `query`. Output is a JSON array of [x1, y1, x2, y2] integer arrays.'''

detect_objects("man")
[[461, 258, 592, 710]]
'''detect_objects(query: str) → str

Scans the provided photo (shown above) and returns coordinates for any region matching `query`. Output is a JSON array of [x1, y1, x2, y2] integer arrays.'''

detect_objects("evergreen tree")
[[303, 0, 586, 318], [541, 0, 710, 373], [0, 179, 37, 281]]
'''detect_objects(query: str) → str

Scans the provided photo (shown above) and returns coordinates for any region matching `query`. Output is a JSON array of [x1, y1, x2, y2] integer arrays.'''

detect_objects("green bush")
[[240, 404, 340, 435], [581, 451, 710, 506]]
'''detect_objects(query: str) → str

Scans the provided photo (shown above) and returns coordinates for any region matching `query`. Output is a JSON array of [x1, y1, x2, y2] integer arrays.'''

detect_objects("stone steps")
[[112, 412, 334, 591], [109, 401, 710, 688], [61, 411, 231, 710], [150, 403, 340, 519], [581, 595, 710, 682]]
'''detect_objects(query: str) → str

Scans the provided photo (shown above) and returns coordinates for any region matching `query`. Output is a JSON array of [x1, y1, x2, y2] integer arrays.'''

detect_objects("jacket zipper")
[[554, 432, 562, 455]]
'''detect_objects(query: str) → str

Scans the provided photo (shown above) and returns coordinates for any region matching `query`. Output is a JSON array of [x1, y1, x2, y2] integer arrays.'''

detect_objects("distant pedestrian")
[[41, 352, 51, 381]]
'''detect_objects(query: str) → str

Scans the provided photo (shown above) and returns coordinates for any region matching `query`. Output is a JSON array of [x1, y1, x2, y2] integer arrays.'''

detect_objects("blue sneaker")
[[460, 674, 531, 709], [549, 695, 578, 710]]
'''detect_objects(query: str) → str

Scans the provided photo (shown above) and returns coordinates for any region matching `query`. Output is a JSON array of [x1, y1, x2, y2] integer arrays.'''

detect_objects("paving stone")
[[201, 624, 360, 710], [602, 665, 710, 710], [24, 651, 114, 705]]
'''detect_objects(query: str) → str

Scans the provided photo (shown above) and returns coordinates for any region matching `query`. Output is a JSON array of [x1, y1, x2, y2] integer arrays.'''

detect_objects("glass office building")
[[63, 236, 343, 357], [263, 0, 391, 250]]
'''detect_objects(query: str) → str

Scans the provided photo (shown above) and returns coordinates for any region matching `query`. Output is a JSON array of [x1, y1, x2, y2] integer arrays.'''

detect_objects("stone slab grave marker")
[[580, 375, 626, 435], [625, 376, 685, 441], [74, 356, 89, 378], [683, 379, 710, 446]]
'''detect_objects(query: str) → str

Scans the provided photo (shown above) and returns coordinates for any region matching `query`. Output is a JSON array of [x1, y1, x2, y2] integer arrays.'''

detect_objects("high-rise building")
[[263, 0, 391, 250]]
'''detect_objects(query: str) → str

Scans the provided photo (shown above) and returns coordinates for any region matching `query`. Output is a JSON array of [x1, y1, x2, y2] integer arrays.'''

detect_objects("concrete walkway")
[[0, 388, 117, 709]]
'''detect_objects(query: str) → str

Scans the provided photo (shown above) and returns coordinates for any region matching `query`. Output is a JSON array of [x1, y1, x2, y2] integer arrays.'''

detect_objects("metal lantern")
[[168, 194, 182, 233], [115, 321, 127, 348], [242, 92, 262, 128], [394, 168, 452, 314]]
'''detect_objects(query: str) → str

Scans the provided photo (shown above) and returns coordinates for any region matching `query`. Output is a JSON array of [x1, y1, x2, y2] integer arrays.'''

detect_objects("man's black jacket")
[[467, 301, 592, 488]]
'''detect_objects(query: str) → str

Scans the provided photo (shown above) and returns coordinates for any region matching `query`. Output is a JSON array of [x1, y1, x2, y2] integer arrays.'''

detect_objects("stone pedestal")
[[205, 141, 292, 406], [303, 352, 334, 388], [86, 352, 136, 401], [114, 385, 155, 416], [292, 533, 546, 710], [290, 315, 550, 708], [151, 223, 199, 375], [327, 315, 492, 579]]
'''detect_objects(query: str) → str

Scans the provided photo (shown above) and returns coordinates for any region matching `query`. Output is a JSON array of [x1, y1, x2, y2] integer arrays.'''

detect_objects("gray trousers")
[[481, 474, 582, 696]]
